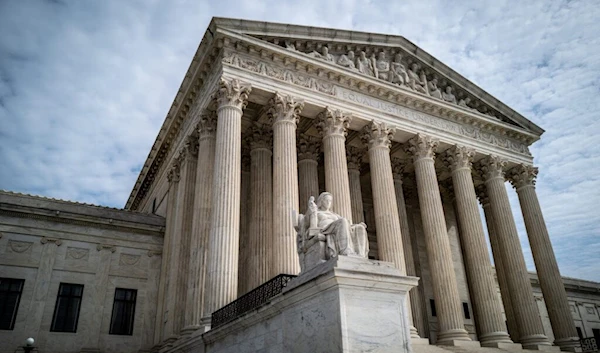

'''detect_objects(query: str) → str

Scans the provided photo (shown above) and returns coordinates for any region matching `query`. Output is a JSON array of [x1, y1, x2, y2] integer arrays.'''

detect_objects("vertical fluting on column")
[[316, 107, 353, 221], [246, 124, 273, 290], [508, 165, 581, 351], [476, 185, 520, 342], [238, 146, 251, 296], [173, 136, 199, 333], [297, 134, 320, 213], [269, 93, 304, 277], [184, 110, 217, 331], [203, 78, 251, 316], [406, 134, 471, 344], [476, 156, 550, 349], [392, 157, 427, 340], [362, 121, 421, 339], [442, 146, 512, 346], [347, 145, 365, 224], [160, 163, 180, 342]]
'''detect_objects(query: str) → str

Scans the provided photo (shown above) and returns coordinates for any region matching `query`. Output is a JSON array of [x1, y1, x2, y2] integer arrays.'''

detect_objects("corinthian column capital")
[[442, 145, 475, 172], [297, 134, 320, 162], [475, 155, 507, 182], [167, 161, 181, 183], [316, 107, 351, 138], [176, 135, 199, 165], [267, 93, 304, 126], [391, 157, 408, 181], [507, 164, 538, 190], [245, 123, 273, 151], [405, 133, 439, 161], [346, 146, 364, 171], [197, 110, 218, 140], [217, 78, 252, 110], [475, 184, 490, 206], [361, 120, 395, 150]]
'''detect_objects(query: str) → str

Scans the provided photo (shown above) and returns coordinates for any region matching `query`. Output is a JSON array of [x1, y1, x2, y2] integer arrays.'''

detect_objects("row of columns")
[[158, 77, 579, 352]]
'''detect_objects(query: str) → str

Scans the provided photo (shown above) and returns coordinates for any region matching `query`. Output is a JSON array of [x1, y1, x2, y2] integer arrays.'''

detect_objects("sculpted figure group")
[[286, 43, 498, 118]]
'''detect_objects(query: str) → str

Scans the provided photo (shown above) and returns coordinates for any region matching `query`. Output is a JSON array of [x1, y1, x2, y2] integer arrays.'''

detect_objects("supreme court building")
[[1, 18, 600, 353]]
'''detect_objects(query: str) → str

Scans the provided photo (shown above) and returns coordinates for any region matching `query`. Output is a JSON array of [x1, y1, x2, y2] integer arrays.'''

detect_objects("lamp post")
[[23, 337, 35, 353]]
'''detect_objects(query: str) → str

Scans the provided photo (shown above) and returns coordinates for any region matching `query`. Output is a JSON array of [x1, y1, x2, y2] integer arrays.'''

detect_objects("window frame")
[[0, 278, 25, 330], [109, 288, 137, 336], [50, 283, 84, 333]]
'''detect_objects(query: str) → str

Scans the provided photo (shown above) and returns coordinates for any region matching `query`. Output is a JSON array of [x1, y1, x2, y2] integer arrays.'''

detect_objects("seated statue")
[[294, 192, 369, 272], [337, 50, 357, 70]]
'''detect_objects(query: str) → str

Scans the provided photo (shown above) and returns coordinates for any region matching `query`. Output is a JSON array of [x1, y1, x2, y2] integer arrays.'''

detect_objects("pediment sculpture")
[[294, 192, 369, 273]]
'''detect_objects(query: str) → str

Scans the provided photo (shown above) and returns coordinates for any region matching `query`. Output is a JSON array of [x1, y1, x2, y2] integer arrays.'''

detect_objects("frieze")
[[336, 87, 530, 155], [8, 240, 33, 254]]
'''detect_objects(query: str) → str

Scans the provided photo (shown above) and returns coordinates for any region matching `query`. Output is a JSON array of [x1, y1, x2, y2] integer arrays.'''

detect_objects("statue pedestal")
[[201, 256, 418, 353]]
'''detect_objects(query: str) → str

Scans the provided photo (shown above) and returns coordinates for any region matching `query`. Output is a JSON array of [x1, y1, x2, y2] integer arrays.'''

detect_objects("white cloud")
[[0, 0, 598, 281]]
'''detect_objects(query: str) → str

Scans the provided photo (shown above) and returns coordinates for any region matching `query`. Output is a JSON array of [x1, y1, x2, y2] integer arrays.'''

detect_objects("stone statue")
[[458, 97, 473, 110], [295, 192, 369, 272], [428, 78, 442, 99], [407, 63, 428, 94], [357, 51, 374, 76], [390, 53, 408, 86], [442, 86, 457, 104], [284, 40, 298, 51], [337, 50, 356, 70], [309, 46, 334, 62], [375, 52, 391, 81]]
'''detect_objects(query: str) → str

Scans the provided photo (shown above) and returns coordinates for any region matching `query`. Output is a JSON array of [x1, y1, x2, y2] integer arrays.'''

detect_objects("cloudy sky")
[[1, 0, 598, 281]]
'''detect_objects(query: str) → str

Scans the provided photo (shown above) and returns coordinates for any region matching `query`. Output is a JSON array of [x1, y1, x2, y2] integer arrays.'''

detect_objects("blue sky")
[[0, 0, 598, 281]]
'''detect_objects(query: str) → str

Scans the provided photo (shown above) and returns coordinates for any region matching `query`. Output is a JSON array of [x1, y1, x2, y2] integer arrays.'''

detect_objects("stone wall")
[[0, 191, 165, 353]]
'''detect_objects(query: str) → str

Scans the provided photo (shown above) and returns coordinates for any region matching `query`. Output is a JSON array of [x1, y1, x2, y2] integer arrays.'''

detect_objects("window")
[[463, 302, 471, 319], [0, 278, 24, 330], [109, 288, 137, 335], [51, 283, 83, 332], [593, 328, 600, 343], [430, 299, 437, 317]]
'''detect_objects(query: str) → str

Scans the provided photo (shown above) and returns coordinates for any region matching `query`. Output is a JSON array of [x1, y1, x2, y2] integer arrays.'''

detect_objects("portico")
[[125, 18, 581, 352]]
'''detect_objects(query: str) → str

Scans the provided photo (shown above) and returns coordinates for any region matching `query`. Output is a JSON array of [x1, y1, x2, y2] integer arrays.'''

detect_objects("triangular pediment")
[[211, 17, 543, 136]]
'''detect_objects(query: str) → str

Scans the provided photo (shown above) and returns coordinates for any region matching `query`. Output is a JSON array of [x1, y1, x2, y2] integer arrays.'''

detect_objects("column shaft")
[[297, 134, 320, 213], [392, 159, 427, 340], [477, 186, 521, 342], [407, 134, 471, 344], [347, 146, 365, 224], [317, 108, 352, 221], [443, 146, 512, 346], [185, 112, 217, 330], [478, 156, 550, 349], [509, 165, 580, 351], [270, 93, 304, 276], [203, 78, 250, 315], [238, 152, 251, 295], [247, 125, 273, 289]]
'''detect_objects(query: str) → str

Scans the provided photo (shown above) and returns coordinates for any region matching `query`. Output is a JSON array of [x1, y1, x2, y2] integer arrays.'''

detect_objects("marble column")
[[184, 110, 217, 332], [238, 147, 251, 296], [391, 157, 427, 340], [442, 146, 513, 347], [297, 134, 320, 213], [406, 133, 472, 345], [362, 121, 421, 339], [476, 156, 551, 350], [269, 93, 304, 276], [247, 124, 273, 290], [508, 165, 581, 352], [346, 145, 365, 224], [476, 185, 521, 343], [316, 107, 353, 221], [203, 78, 251, 316], [159, 163, 180, 343], [173, 137, 199, 333]]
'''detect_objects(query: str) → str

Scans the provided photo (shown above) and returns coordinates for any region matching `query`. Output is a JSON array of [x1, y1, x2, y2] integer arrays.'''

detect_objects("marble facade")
[[2, 17, 599, 353]]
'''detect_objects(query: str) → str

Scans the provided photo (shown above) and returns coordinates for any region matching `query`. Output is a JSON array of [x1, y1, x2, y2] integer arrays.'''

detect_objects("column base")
[[437, 328, 474, 346], [482, 341, 523, 350], [554, 337, 583, 352], [521, 334, 555, 351], [479, 331, 516, 348]]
